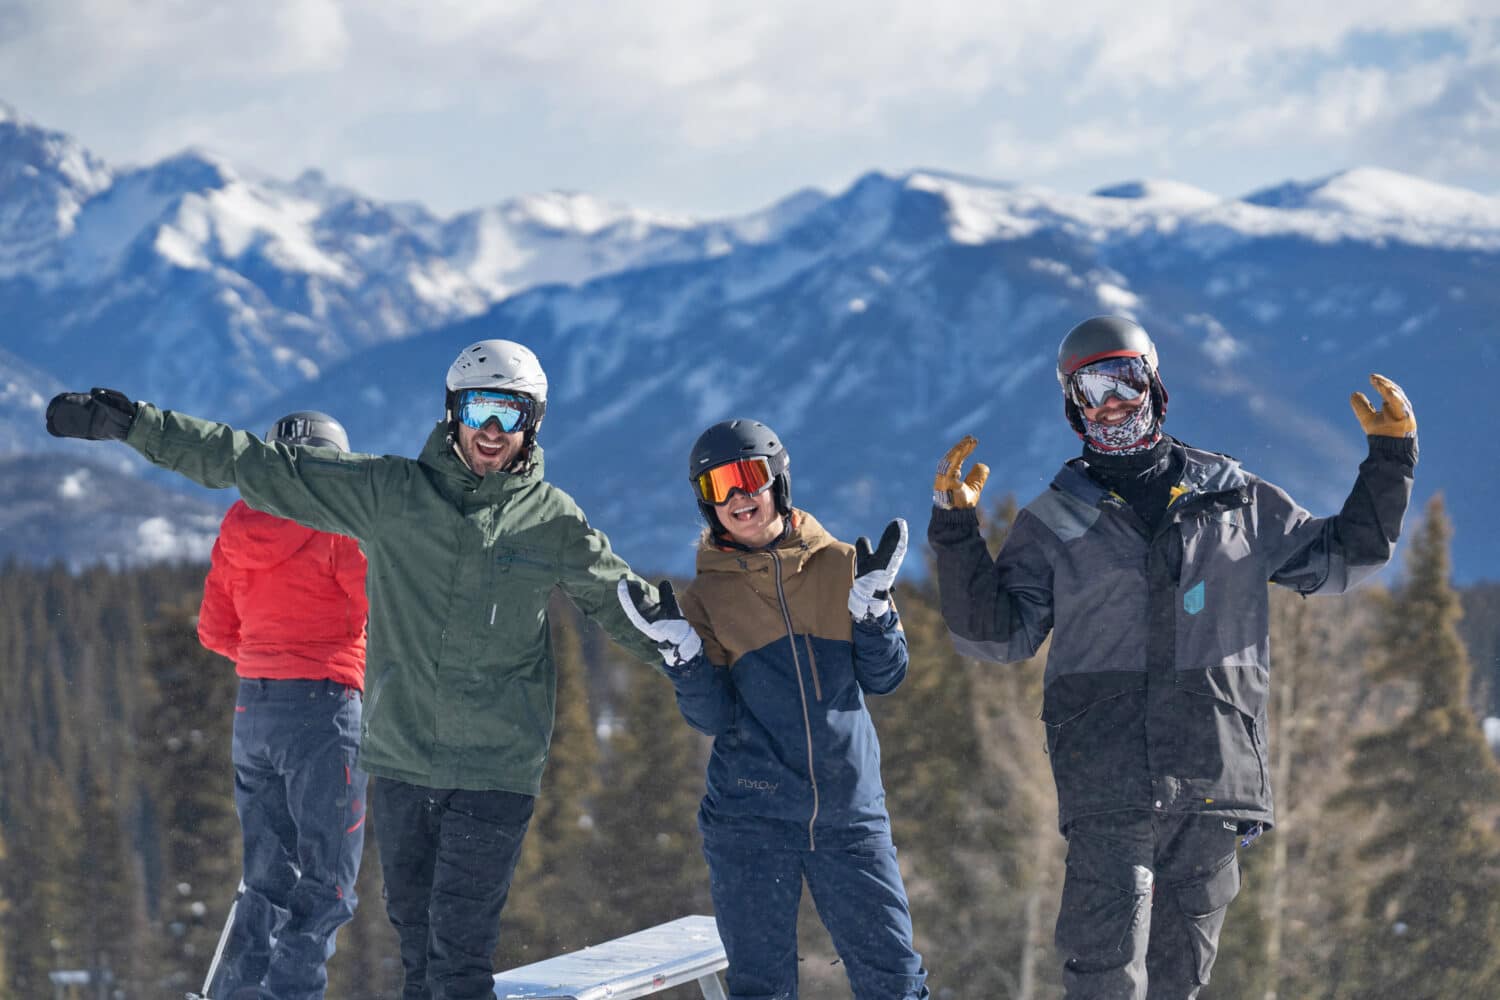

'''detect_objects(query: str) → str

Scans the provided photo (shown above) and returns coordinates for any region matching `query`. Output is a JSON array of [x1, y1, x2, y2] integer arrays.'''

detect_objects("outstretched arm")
[[47, 389, 382, 539]]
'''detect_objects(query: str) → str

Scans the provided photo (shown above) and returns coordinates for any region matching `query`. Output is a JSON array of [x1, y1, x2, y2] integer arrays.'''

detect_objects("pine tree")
[[4, 759, 84, 997], [1458, 581, 1500, 718], [0, 820, 9, 996], [138, 599, 241, 996], [1328, 495, 1500, 999], [71, 748, 148, 997], [591, 636, 712, 938]]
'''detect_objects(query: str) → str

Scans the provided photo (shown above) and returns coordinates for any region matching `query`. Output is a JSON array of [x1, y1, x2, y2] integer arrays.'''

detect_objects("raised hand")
[[45, 387, 137, 441], [849, 518, 908, 621], [617, 578, 704, 669], [1349, 374, 1415, 438], [933, 435, 989, 510]]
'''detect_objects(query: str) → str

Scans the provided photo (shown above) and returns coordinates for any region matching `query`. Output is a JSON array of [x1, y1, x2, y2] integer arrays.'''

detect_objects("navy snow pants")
[[213, 679, 367, 1000], [374, 778, 535, 1000], [1055, 811, 1243, 1000], [703, 838, 929, 1000]]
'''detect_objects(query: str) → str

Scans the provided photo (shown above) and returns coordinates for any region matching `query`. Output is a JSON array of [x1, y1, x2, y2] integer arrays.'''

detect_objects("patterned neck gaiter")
[[1081, 393, 1161, 455]]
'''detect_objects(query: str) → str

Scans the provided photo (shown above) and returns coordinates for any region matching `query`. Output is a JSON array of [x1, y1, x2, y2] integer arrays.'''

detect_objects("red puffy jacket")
[[198, 500, 368, 690]]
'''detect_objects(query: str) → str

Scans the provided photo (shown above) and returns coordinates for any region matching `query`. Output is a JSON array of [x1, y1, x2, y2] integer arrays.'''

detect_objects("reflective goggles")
[[455, 389, 537, 433], [1065, 355, 1152, 409], [693, 456, 775, 505]]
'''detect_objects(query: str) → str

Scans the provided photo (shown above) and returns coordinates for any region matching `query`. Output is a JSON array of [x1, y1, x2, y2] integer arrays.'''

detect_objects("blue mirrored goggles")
[[455, 390, 537, 433], [1066, 355, 1152, 409]]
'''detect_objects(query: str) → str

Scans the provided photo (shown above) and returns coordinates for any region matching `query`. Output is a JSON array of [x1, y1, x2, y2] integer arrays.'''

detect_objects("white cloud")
[[2, 1, 1497, 211], [1359, 46, 1500, 179], [3, 0, 350, 85]]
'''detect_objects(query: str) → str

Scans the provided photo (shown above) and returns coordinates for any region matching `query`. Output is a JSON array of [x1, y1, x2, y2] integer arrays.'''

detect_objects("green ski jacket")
[[127, 404, 661, 794]]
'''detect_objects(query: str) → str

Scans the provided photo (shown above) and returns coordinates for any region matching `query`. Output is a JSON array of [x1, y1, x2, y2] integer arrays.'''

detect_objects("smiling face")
[[456, 420, 525, 476], [713, 485, 785, 548]]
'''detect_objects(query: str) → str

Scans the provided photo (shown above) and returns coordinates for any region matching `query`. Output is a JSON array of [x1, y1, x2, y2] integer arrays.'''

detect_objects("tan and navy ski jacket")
[[668, 510, 908, 850]]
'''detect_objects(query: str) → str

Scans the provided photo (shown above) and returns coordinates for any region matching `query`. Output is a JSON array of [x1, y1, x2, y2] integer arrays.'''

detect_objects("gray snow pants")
[[1055, 810, 1242, 1000]]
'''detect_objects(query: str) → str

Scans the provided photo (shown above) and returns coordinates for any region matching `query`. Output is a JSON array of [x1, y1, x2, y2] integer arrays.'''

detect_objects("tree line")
[[1, 494, 1498, 999]]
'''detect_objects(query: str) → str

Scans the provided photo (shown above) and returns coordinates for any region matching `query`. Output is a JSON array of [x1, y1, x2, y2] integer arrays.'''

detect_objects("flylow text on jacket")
[[667, 511, 909, 851], [127, 405, 661, 794], [929, 435, 1417, 832], [198, 499, 368, 689]]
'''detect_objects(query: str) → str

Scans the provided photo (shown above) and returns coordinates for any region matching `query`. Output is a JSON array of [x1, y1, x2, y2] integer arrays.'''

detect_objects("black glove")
[[46, 388, 137, 441], [849, 518, 907, 620], [617, 579, 704, 668]]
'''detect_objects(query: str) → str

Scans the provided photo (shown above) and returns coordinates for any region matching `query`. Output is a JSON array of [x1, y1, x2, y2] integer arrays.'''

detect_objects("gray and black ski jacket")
[[928, 435, 1417, 833]]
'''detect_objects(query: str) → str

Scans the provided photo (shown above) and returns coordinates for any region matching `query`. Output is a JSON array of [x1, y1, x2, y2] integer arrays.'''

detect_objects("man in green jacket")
[[46, 339, 662, 1000]]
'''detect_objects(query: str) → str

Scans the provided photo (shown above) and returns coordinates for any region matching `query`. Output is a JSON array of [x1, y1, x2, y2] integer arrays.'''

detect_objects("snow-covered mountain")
[[0, 104, 823, 438], [245, 166, 1491, 581], [2, 106, 1494, 580]]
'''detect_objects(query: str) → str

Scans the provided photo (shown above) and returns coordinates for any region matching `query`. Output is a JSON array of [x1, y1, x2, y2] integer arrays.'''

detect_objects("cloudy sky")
[[3, 1, 1497, 217]]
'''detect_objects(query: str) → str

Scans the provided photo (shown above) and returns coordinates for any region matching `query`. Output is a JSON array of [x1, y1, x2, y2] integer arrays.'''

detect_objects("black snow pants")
[[374, 778, 535, 1000], [1055, 810, 1242, 1000]]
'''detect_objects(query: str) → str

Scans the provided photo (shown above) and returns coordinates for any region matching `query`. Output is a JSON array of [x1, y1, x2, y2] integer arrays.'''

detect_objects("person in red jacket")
[[196, 411, 369, 1000]]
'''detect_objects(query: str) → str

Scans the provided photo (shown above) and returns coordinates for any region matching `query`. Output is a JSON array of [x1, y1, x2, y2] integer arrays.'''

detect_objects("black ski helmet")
[[267, 411, 350, 452], [688, 419, 791, 536], [1055, 315, 1169, 436]]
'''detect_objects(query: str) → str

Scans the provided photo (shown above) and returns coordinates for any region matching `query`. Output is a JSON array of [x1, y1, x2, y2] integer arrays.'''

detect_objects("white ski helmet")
[[446, 339, 549, 403], [444, 340, 549, 463]]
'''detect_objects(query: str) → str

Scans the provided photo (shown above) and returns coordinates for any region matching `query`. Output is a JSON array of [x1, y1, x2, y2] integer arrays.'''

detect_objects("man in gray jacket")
[[927, 316, 1417, 1000]]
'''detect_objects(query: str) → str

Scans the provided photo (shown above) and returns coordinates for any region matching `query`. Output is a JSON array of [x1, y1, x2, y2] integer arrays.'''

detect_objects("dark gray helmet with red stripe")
[[1056, 315, 1168, 435]]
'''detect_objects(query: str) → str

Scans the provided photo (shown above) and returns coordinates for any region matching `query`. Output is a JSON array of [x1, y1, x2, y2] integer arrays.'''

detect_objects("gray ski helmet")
[[1055, 315, 1169, 435], [688, 419, 791, 535], [267, 411, 350, 452]]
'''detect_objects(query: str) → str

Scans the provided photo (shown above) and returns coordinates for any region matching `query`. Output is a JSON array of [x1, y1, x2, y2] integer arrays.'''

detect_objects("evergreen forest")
[[2, 494, 1499, 999]]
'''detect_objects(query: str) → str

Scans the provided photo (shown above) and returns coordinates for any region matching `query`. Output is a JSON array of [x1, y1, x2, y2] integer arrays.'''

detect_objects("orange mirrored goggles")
[[693, 457, 775, 505]]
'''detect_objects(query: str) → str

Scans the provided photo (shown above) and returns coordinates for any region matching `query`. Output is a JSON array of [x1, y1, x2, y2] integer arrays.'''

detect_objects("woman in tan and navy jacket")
[[618, 418, 930, 1000]]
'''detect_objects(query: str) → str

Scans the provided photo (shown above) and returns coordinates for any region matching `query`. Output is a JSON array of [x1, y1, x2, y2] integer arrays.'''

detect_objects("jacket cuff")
[[928, 505, 981, 542], [123, 401, 164, 457], [663, 650, 711, 683], [1366, 434, 1418, 466], [853, 607, 900, 634]]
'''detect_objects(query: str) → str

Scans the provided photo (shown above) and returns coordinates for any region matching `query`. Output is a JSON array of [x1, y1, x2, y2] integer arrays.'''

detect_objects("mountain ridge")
[[0, 107, 1491, 580]]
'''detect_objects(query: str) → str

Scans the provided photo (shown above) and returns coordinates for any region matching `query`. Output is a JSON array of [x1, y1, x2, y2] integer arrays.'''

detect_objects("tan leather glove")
[[1349, 374, 1415, 438], [934, 435, 990, 510]]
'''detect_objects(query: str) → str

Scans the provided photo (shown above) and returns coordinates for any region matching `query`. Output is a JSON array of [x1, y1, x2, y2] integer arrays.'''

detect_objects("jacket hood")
[[217, 500, 320, 571], [695, 509, 836, 577], [417, 421, 546, 499]]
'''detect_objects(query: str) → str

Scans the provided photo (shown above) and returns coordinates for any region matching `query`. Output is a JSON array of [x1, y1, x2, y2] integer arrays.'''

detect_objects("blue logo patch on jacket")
[[1184, 580, 1206, 615]]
